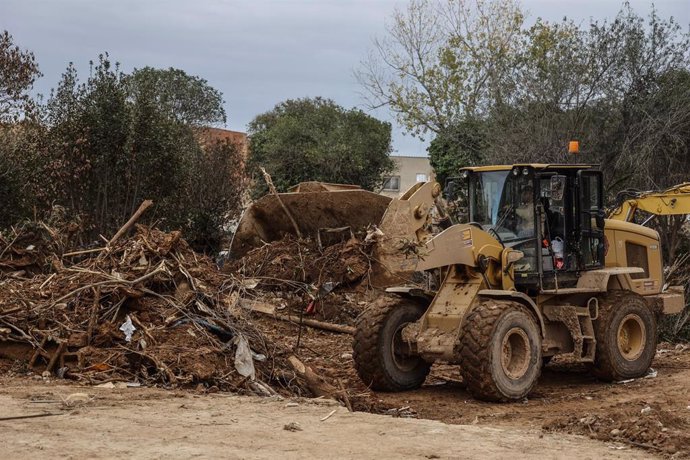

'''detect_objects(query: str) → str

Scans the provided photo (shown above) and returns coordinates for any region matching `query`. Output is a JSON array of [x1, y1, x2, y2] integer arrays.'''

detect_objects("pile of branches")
[[0, 208, 83, 275], [227, 235, 371, 288], [0, 225, 305, 395]]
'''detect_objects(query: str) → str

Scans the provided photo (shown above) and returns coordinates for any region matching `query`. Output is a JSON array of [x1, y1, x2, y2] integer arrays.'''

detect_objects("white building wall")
[[381, 156, 435, 197]]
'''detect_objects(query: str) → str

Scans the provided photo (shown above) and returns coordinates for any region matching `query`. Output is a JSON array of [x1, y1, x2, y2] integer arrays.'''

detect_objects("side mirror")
[[550, 175, 566, 202]]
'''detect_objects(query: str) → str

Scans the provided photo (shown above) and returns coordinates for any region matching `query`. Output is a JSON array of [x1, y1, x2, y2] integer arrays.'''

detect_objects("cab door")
[[577, 170, 605, 270]]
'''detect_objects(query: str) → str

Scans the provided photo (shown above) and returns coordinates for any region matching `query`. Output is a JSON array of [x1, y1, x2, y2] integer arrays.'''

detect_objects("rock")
[[283, 422, 302, 432]]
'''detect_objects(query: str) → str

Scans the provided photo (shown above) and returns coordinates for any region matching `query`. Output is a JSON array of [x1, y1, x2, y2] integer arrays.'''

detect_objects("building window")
[[383, 176, 400, 191], [416, 173, 428, 182]]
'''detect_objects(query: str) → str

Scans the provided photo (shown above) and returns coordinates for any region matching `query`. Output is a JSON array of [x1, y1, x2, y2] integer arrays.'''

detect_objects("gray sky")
[[2, 0, 688, 156]]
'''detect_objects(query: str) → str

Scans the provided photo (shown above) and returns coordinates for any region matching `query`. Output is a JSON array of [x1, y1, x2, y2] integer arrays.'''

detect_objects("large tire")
[[353, 296, 430, 391], [458, 300, 542, 402], [590, 291, 657, 381]]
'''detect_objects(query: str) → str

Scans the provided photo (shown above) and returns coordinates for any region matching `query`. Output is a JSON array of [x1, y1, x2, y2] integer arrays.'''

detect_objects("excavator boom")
[[609, 182, 690, 222]]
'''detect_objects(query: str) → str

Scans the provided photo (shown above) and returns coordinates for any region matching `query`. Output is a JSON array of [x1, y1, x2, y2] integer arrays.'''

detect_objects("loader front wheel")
[[590, 292, 657, 381], [353, 297, 430, 391], [459, 300, 542, 402]]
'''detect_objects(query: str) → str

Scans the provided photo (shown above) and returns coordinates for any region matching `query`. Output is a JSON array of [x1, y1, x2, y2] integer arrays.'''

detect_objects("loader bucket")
[[229, 182, 392, 259], [369, 181, 442, 288]]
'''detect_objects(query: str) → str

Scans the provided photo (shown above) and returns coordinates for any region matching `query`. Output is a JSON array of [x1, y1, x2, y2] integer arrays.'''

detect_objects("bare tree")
[[355, 0, 523, 137]]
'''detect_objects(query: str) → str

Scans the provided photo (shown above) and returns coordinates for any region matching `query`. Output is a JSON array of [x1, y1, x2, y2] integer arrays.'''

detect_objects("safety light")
[[568, 141, 579, 154]]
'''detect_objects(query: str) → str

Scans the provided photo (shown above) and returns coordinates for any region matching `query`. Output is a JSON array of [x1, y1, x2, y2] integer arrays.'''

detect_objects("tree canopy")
[[0, 30, 41, 121], [125, 67, 226, 126], [248, 97, 394, 195], [0, 52, 243, 251], [359, 1, 690, 192]]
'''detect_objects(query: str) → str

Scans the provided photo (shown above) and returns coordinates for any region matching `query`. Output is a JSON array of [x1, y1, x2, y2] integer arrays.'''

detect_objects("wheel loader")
[[352, 164, 686, 402]]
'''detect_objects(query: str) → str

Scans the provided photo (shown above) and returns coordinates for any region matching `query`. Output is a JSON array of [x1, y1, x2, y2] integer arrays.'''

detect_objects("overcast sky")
[[2, 0, 688, 156]]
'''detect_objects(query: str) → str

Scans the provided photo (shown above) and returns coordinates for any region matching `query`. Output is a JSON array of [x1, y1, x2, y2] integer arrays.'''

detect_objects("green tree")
[[39, 55, 243, 251], [427, 119, 485, 185], [125, 67, 226, 126], [0, 30, 41, 121], [0, 31, 43, 226], [248, 97, 394, 195]]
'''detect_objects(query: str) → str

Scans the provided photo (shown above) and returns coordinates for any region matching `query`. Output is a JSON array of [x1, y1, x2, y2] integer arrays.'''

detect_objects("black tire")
[[590, 291, 657, 381], [353, 296, 430, 391], [458, 300, 542, 402]]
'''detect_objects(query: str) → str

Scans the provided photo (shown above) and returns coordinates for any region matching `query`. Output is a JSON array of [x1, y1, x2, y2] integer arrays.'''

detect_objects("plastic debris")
[[234, 335, 256, 380], [617, 367, 657, 384], [251, 351, 267, 362], [644, 368, 658, 379], [119, 315, 136, 342]]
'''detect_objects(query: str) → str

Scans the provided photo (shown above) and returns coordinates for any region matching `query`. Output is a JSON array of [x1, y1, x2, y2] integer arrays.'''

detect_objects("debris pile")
[[0, 212, 81, 275], [0, 225, 305, 396], [227, 235, 371, 287], [226, 235, 375, 326]]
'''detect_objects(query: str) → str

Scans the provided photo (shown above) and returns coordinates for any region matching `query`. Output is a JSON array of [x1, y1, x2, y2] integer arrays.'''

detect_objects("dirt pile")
[[543, 402, 690, 456]]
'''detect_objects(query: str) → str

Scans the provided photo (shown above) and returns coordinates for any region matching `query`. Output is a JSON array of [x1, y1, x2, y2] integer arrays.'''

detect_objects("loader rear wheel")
[[353, 296, 430, 391], [590, 292, 657, 381], [458, 300, 542, 402]]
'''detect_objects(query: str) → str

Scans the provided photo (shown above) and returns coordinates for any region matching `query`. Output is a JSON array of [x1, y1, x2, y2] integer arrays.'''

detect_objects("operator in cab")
[[515, 185, 534, 237]]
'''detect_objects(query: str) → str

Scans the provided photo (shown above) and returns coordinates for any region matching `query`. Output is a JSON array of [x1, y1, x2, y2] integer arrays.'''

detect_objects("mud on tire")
[[458, 300, 542, 402], [353, 296, 430, 391], [590, 291, 657, 381]]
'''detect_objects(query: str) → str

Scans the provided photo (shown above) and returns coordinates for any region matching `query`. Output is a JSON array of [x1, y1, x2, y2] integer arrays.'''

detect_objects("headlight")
[[522, 167, 530, 176]]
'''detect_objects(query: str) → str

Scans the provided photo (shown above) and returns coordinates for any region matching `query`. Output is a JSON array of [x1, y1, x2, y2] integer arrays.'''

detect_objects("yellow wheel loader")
[[353, 164, 686, 402]]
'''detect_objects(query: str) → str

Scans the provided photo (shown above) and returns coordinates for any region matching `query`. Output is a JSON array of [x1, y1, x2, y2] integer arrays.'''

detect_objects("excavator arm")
[[609, 183, 690, 222]]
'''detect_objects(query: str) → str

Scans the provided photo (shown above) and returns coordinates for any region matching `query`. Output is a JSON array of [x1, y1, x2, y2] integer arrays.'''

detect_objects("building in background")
[[196, 127, 249, 158], [381, 155, 435, 197]]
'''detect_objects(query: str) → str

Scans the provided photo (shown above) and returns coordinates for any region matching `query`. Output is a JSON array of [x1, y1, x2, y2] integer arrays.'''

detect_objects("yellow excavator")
[[608, 182, 690, 223], [352, 164, 686, 401]]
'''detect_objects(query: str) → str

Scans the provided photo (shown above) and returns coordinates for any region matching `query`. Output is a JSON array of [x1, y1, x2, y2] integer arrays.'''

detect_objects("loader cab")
[[454, 165, 605, 292]]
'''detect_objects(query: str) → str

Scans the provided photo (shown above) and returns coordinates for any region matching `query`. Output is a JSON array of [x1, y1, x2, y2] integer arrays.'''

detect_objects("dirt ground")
[[251, 316, 690, 458], [2, 323, 689, 459], [0, 377, 654, 459]]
